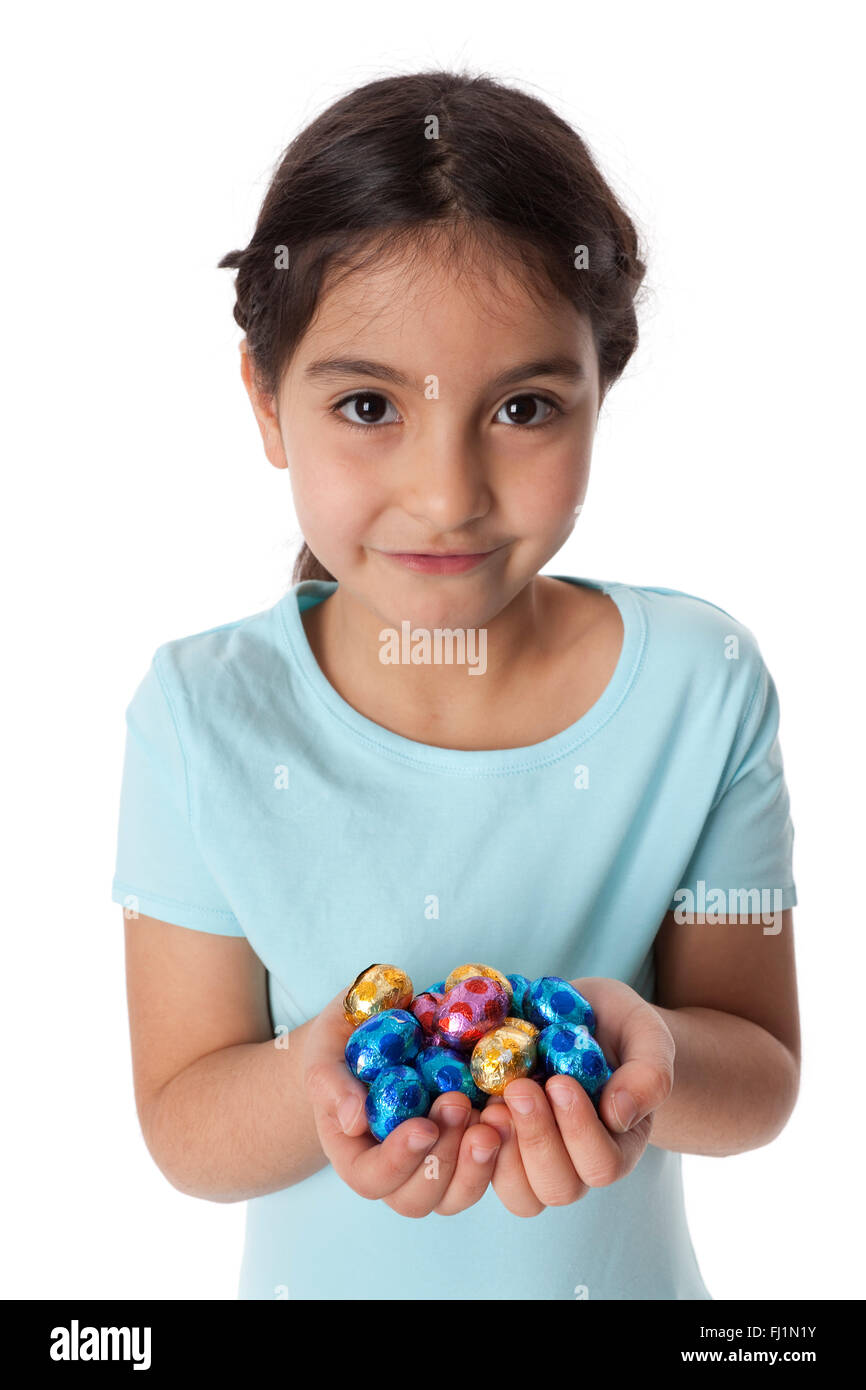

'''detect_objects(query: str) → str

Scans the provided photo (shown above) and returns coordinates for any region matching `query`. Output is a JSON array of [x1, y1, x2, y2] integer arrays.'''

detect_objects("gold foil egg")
[[503, 1016, 539, 1041], [470, 1023, 538, 1095], [444, 963, 513, 999], [343, 963, 414, 1026]]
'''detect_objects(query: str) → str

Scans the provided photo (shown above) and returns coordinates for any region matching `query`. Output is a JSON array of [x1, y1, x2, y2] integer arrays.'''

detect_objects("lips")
[[382, 550, 497, 575]]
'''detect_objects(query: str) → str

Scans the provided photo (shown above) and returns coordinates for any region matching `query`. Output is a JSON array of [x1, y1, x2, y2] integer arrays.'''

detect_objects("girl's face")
[[243, 241, 601, 631]]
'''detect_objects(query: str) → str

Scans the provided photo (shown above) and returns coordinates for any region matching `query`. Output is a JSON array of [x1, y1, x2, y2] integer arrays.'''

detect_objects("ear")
[[239, 340, 288, 471]]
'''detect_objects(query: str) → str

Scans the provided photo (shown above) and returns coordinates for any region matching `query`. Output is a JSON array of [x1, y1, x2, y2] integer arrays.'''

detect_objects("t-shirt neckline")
[[277, 574, 646, 775]]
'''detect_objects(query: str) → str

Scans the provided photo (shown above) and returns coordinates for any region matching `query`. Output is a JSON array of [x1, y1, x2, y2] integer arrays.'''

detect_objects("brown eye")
[[495, 394, 559, 427], [334, 392, 400, 428]]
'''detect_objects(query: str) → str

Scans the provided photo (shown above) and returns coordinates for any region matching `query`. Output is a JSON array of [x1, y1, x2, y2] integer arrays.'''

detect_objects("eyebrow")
[[303, 354, 586, 391]]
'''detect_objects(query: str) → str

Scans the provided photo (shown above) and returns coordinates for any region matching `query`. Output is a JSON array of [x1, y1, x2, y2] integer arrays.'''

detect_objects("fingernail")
[[470, 1143, 499, 1163], [547, 1082, 573, 1111], [612, 1090, 638, 1131], [506, 1093, 534, 1115], [407, 1127, 439, 1152], [439, 1104, 468, 1128], [338, 1096, 362, 1132]]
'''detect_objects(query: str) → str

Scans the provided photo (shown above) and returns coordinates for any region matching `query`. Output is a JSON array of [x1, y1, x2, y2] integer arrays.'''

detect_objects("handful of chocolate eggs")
[[343, 962, 613, 1142]]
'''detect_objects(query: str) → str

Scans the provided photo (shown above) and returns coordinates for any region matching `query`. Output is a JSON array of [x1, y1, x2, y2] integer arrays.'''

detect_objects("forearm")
[[146, 1022, 327, 1202], [647, 1005, 800, 1157]]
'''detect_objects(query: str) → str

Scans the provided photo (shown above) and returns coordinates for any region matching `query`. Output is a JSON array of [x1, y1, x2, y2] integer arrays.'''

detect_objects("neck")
[[301, 575, 579, 746]]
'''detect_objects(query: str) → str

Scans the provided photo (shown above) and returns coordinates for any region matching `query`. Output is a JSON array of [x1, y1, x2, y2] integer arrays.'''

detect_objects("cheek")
[[288, 451, 383, 552], [504, 446, 590, 530]]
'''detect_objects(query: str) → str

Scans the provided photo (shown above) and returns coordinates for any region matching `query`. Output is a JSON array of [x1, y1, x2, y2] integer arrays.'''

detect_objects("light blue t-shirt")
[[111, 574, 797, 1301]]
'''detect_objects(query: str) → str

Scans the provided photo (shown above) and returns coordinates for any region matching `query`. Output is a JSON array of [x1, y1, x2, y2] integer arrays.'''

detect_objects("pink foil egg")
[[411, 991, 444, 1034], [434, 977, 510, 1052]]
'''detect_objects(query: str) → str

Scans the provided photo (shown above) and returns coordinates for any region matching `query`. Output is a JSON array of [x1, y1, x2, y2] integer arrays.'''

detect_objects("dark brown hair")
[[218, 69, 647, 586]]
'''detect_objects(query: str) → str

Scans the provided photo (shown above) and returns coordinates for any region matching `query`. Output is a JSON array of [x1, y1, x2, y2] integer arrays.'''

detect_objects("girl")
[[112, 69, 799, 1301]]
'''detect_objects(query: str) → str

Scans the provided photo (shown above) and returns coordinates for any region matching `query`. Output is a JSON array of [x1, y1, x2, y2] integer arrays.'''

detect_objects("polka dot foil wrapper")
[[539, 1024, 612, 1098], [434, 977, 510, 1050], [503, 1015, 539, 1040], [506, 974, 532, 1018], [416, 1045, 485, 1105], [444, 962, 513, 999], [410, 991, 444, 1033], [525, 977, 596, 1033], [364, 1066, 431, 1141], [343, 963, 613, 1139], [470, 1023, 538, 1095], [343, 964, 414, 1026], [344, 1009, 423, 1083]]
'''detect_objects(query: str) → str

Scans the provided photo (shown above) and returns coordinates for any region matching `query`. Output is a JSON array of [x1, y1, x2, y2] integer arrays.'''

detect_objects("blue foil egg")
[[526, 977, 596, 1033], [364, 1065, 431, 1141], [424, 980, 447, 995], [416, 1044, 485, 1106], [539, 1023, 612, 1098], [506, 974, 532, 1017], [345, 1009, 423, 1082]]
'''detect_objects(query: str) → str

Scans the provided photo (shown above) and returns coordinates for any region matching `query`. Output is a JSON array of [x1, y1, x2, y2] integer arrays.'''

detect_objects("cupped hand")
[[479, 977, 675, 1215], [302, 988, 501, 1217]]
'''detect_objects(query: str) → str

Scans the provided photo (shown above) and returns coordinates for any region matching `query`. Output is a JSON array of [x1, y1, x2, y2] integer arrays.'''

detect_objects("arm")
[[124, 912, 327, 1202], [475, 907, 801, 1214], [124, 912, 500, 1209], [648, 907, 801, 1156]]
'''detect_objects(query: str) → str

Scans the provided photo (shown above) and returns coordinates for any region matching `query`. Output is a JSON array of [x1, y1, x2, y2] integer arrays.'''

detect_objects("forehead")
[[295, 232, 596, 366]]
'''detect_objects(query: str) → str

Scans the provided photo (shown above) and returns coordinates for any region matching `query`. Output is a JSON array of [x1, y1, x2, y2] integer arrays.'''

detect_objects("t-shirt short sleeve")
[[670, 654, 797, 916], [111, 649, 246, 936]]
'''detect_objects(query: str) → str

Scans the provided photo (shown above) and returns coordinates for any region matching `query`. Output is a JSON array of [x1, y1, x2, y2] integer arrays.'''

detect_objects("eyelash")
[[329, 391, 565, 434]]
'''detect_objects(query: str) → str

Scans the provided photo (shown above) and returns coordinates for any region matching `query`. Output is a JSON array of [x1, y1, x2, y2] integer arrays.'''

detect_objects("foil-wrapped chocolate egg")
[[506, 974, 532, 1017], [424, 980, 446, 995], [416, 1045, 485, 1106], [345, 1009, 423, 1082], [435, 977, 510, 1051], [444, 962, 513, 999], [525, 976, 596, 1033], [503, 1015, 539, 1041], [364, 1065, 431, 1142], [470, 1023, 538, 1095], [539, 1023, 612, 1098], [411, 991, 444, 1034], [343, 963, 414, 1026]]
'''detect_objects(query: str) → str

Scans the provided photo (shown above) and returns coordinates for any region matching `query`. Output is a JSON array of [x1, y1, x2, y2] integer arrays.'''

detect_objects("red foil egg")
[[411, 991, 444, 1033], [434, 977, 510, 1052]]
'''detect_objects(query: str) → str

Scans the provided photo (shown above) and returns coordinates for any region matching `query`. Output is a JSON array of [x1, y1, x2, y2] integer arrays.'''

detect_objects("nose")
[[400, 430, 493, 533]]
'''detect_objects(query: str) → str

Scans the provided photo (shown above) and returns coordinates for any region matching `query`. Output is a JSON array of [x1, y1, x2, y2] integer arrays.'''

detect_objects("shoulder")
[[608, 580, 774, 736], [142, 596, 288, 709], [622, 580, 764, 674]]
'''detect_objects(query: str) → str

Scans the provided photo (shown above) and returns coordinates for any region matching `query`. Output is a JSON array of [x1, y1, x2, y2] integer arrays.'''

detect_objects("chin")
[[382, 584, 514, 639]]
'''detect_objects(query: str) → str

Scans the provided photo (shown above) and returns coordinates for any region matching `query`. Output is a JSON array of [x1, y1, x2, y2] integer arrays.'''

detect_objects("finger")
[[302, 988, 366, 1132], [306, 1058, 440, 1196], [304, 1058, 370, 1141], [502, 1079, 586, 1207], [569, 977, 675, 1133], [303, 992, 440, 1196], [432, 1104, 502, 1216], [479, 1098, 545, 1217], [383, 1092, 475, 1218], [544, 1073, 654, 1186], [595, 998, 675, 1136]]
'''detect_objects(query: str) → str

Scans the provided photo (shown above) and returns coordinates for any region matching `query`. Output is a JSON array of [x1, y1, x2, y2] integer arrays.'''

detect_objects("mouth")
[[377, 547, 502, 575]]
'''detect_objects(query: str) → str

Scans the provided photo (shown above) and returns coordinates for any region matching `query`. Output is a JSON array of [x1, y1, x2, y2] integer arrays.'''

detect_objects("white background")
[[3, 0, 863, 1300]]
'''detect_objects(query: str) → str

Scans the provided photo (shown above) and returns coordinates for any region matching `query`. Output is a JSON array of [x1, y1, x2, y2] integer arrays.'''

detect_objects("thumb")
[[600, 1002, 675, 1133], [303, 989, 370, 1138], [336, 1087, 369, 1136]]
